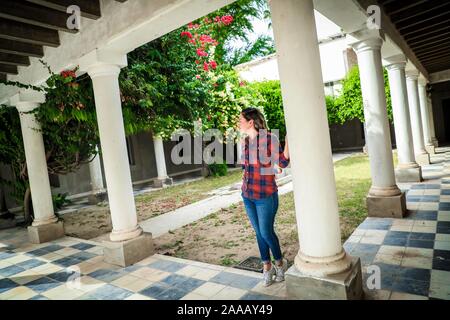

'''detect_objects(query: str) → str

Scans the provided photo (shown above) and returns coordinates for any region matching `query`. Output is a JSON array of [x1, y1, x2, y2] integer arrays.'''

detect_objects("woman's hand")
[[274, 164, 282, 174], [283, 136, 289, 160]]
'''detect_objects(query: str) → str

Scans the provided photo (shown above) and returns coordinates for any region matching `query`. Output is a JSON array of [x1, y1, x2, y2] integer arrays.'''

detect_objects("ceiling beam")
[[0, 53, 30, 66], [384, 0, 428, 16], [397, 11, 450, 32], [391, 0, 450, 24], [425, 63, 450, 72], [0, 64, 18, 75], [0, 18, 60, 47], [405, 25, 450, 42], [0, 39, 43, 57], [401, 17, 450, 38], [0, 0, 77, 33], [409, 36, 450, 51], [407, 30, 450, 47], [420, 53, 450, 64], [416, 48, 450, 60], [26, 0, 101, 20]]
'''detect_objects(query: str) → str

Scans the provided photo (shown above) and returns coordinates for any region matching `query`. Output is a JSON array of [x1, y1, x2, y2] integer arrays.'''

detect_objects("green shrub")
[[248, 80, 286, 142], [208, 162, 228, 177], [52, 193, 71, 211]]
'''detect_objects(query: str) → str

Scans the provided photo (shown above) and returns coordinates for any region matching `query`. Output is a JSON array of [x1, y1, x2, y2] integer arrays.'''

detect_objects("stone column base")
[[153, 177, 173, 188], [425, 145, 436, 155], [395, 167, 422, 183], [416, 153, 430, 166], [102, 232, 154, 267], [366, 192, 406, 218], [286, 256, 363, 300], [432, 139, 438, 147], [28, 221, 65, 244], [362, 144, 368, 154], [88, 191, 108, 205], [201, 166, 210, 177]]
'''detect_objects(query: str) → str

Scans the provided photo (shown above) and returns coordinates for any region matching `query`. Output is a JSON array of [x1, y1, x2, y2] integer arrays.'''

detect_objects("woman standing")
[[238, 107, 290, 287]]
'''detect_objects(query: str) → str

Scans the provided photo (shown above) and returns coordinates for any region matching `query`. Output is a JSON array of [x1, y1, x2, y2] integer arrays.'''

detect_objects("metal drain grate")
[[234, 257, 294, 273], [233, 256, 263, 273]]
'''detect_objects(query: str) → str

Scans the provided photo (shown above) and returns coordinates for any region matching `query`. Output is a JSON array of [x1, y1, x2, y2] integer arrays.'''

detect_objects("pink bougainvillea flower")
[[214, 16, 220, 23], [196, 48, 208, 57], [61, 70, 77, 79], [199, 35, 213, 43], [203, 62, 209, 72], [221, 15, 234, 26], [180, 31, 193, 39], [209, 60, 217, 69], [239, 81, 247, 87], [196, 75, 201, 79], [189, 39, 196, 44]]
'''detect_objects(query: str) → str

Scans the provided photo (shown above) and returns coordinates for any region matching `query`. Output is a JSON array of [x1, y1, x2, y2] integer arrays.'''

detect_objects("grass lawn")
[[154, 153, 373, 267], [63, 168, 243, 239], [134, 168, 243, 221]]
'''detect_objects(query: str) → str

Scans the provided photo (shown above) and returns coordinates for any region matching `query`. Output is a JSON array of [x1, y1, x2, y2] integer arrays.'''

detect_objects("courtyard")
[[1, 0, 450, 302], [0, 148, 449, 300]]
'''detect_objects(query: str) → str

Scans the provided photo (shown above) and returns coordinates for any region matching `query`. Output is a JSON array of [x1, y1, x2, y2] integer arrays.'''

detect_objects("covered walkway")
[[1, 0, 450, 300]]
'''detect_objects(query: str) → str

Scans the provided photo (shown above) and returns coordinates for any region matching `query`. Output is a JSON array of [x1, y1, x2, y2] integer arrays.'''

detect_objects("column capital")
[[79, 49, 128, 78], [383, 54, 407, 70], [406, 70, 419, 81], [418, 75, 428, 87], [347, 29, 385, 54], [9, 89, 45, 112]]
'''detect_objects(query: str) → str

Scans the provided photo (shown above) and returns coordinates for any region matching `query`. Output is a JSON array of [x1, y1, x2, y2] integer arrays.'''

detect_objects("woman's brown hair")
[[241, 107, 268, 131]]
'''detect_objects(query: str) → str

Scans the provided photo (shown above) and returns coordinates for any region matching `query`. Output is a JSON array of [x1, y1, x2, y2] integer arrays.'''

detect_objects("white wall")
[[236, 11, 349, 85], [236, 37, 348, 84]]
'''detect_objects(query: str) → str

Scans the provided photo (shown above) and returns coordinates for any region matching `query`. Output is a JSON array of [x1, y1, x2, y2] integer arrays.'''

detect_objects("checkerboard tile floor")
[[1, 149, 449, 300], [0, 228, 286, 300], [345, 173, 450, 300]]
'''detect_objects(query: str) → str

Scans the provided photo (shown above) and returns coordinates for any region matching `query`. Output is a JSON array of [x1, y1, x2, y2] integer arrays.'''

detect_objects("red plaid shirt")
[[241, 132, 290, 199]]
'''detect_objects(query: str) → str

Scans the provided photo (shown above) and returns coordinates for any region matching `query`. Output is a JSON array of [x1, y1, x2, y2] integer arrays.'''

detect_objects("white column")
[[15, 102, 57, 226], [418, 78, 435, 154], [428, 97, 438, 147], [88, 148, 105, 193], [384, 55, 421, 182], [153, 136, 169, 180], [406, 71, 430, 165], [349, 30, 401, 198], [80, 53, 142, 242], [270, 0, 351, 277], [236, 138, 243, 165]]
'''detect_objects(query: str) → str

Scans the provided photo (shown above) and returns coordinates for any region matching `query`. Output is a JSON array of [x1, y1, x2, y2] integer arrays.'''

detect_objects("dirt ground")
[[153, 193, 300, 267]]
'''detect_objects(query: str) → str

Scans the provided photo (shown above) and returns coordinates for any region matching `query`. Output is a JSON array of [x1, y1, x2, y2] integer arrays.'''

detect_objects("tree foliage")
[[248, 80, 285, 141], [246, 64, 394, 142], [200, 0, 274, 66], [334, 65, 393, 123]]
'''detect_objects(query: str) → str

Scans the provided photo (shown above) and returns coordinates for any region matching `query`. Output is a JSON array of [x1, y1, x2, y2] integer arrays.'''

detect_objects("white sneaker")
[[263, 266, 275, 287], [274, 258, 288, 282]]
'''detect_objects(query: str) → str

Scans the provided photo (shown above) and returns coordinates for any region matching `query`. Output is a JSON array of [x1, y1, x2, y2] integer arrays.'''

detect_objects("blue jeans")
[[242, 192, 282, 264]]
